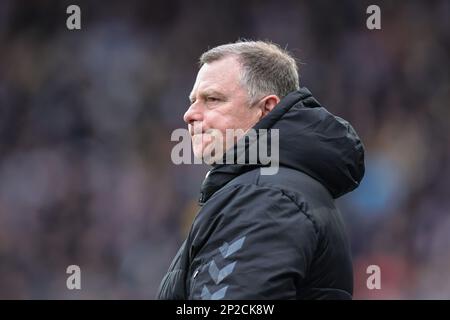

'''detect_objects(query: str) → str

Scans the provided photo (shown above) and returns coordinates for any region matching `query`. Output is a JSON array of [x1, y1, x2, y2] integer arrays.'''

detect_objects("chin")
[[192, 146, 204, 160], [192, 141, 209, 160], [193, 142, 223, 165]]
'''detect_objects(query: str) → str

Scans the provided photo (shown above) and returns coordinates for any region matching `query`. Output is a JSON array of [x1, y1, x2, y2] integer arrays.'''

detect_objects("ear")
[[258, 95, 280, 119]]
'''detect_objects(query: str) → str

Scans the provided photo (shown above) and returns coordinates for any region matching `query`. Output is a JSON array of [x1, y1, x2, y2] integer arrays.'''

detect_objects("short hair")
[[199, 40, 300, 104]]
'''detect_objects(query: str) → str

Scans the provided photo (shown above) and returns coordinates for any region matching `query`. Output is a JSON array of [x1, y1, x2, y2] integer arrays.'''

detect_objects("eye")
[[206, 96, 219, 102]]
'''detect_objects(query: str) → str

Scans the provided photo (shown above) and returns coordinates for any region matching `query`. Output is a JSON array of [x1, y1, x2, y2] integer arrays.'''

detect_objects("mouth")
[[190, 127, 208, 136], [191, 132, 206, 139], [189, 122, 207, 137]]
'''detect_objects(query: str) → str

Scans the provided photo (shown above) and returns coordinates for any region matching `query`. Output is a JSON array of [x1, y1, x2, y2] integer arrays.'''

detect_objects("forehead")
[[191, 56, 243, 97]]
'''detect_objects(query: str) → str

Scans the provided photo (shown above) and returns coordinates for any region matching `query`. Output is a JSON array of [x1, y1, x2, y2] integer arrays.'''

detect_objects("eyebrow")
[[189, 89, 227, 102]]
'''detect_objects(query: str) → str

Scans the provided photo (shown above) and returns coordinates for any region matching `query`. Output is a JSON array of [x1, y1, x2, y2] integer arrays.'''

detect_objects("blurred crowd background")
[[0, 0, 448, 299]]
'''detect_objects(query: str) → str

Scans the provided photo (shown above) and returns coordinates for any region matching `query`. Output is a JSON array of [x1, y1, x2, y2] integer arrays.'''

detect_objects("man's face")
[[184, 56, 262, 162]]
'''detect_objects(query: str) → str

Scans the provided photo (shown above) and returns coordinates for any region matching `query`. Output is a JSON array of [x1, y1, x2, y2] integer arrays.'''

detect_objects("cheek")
[[203, 112, 229, 133], [230, 109, 259, 130], [206, 104, 258, 132]]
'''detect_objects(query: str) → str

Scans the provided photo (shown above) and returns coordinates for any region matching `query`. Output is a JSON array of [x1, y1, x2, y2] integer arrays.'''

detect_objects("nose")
[[183, 101, 204, 125]]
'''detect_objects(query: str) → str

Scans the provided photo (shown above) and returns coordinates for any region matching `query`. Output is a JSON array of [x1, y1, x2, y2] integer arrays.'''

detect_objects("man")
[[158, 40, 365, 300]]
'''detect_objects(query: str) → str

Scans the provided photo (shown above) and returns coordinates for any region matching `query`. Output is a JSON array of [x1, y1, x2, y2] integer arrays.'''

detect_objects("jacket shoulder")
[[224, 166, 335, 207]]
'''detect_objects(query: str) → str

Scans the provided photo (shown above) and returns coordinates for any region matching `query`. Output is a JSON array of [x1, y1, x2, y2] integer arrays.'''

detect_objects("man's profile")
[[158, 40, 365, 300]]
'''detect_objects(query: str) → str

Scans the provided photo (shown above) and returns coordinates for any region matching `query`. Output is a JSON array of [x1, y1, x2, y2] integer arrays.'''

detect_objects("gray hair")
[[199, 40, 300, 104]]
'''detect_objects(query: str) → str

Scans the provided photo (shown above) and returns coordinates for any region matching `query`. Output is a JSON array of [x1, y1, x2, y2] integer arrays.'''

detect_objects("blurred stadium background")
[[0, 0, 448, 299]]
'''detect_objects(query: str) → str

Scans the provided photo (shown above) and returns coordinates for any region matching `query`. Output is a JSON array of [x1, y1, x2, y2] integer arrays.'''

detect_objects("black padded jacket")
[[157, 87, 365, 300]]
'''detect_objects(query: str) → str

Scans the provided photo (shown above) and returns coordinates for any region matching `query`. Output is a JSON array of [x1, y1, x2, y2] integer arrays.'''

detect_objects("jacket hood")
[[199, 87, 365, 204]]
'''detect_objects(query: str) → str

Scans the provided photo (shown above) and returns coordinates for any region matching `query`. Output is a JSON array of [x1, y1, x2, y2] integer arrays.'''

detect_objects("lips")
[[190, 122, 206, 136], [190, 128, 208, 137]]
